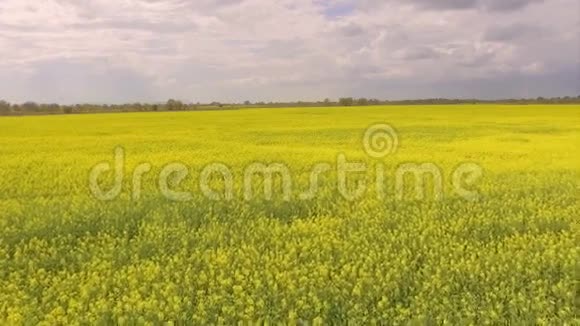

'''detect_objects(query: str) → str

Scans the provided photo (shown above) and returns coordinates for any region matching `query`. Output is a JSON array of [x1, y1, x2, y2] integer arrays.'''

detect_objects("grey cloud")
[[361, 0, 543, 12], [484, 23, 547, 42], [69, 19, 196, 33], [483, 0, 543, 12], [411, 0, 478, 10], [442, 43, 498, 67], [338, 22, 365, 37], [251, 39, 310, 60], [0, 23, 40, 32], [349, 68, 579, 100], [457, 52, 496, 67], [395, 46, 441, 60], [0, 58, 158, 104]]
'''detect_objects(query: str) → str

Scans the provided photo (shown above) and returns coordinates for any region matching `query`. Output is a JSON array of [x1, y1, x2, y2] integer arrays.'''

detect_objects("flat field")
[[0, 105, 578, 324]]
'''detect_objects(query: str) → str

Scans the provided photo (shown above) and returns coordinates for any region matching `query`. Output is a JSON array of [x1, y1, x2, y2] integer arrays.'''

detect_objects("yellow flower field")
[[0, 105, 578, 324]]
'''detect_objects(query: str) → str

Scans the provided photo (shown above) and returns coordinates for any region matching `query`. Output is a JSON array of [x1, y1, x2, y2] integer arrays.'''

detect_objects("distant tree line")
[[1, 96, 579, 116], [335, 96, 580, 106], [0, 99, 233, 116]]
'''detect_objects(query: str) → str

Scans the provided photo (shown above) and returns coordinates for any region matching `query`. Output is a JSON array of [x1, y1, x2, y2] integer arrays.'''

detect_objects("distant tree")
[[244, 100, 251, 105], [21, 101, 40, 112], [339, 97, 354, 106], [166, 99, 184, 111], [43, 103, 61, 114], [357, 98, 369, 106], [0, 100, 11, 115]]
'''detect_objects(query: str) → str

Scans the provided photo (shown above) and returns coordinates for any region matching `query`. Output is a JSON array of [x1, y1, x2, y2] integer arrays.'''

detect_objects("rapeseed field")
[[0, 105, 578, 324]]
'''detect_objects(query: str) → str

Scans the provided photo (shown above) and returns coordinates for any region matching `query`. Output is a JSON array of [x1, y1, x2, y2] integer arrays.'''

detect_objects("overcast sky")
[[0, 0, 578, 104]]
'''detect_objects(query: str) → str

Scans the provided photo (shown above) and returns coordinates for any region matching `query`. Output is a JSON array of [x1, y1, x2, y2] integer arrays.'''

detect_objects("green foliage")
[[356, 98, 369, 106], [165, 99, 185, 111], [0, 105, 578, 324], [338, 97, 354, 106], [0, 100, 10, 112]]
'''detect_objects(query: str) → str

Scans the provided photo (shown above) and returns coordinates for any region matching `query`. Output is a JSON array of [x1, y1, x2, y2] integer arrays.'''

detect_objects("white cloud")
[[0, 0, 577, 103]]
